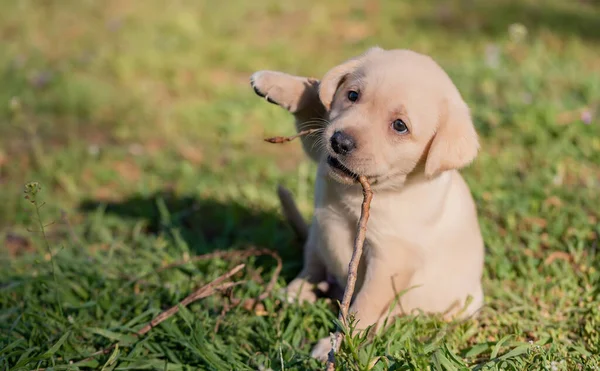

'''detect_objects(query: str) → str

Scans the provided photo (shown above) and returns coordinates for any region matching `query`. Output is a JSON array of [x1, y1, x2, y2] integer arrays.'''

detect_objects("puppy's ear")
[[424, 98, 479, 177], [319, 47, 383, 110]]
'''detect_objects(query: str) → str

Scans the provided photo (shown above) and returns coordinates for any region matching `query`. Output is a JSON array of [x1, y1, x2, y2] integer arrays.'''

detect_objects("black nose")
[[330, 130, 356, 155]]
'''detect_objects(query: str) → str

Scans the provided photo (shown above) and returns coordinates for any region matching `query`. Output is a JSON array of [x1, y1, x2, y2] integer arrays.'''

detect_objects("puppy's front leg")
[[250, 71, 326, 162], [250, 71, 321, 115], [310, 250, 418, 361], [347, 255, 416, 328]]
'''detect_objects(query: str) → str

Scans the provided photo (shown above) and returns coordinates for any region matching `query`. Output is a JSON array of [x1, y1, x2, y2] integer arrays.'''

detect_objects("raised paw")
[[249, 70, 318, 113], [250, 71, 280, 105]]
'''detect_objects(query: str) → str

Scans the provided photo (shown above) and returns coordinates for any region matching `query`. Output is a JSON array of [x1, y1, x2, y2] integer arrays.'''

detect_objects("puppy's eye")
[[347, 90, 359, 102], [392, 119, 408, 134]]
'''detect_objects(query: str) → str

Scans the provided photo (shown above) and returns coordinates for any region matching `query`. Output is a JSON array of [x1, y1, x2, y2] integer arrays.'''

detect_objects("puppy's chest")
[[324, 192, 425, 246], [320, 193, 404, 240], [315, 195, 403, 287]]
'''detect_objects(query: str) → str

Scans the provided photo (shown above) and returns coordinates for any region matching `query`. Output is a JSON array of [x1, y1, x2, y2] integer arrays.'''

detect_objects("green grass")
[[1, 0, 599, 369]]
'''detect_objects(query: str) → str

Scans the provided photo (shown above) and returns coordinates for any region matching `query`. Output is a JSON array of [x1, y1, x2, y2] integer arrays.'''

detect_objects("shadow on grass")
[[79, 191, 304, 281], [415, 1, 600, 42]]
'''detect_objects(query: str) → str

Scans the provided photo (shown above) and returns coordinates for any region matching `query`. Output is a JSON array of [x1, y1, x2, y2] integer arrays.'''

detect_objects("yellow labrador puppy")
[[251, 47, 484, 361]]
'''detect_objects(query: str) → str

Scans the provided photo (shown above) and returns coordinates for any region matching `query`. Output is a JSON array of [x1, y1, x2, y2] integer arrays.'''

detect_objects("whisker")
[[310, 137, 323, 153], [311, 137, 329, 154], [297, 120, 328, 130], [297, 118, 331, 127]]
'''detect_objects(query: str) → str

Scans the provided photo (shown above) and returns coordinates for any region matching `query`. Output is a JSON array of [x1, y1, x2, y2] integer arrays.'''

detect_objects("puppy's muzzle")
[[330, 130, 356, 155]]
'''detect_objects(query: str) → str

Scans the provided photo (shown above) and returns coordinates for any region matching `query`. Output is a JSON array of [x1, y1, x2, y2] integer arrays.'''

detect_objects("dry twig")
[[264, 130, 374, 370], [229, 249, 282, 311], [137, 263, 245, 335], [153, 247, 283, 312], [264, 128, 320, 143], [326, 175, 373, 371], [32, 264, 247, 371], [213, 297, 232, 334]]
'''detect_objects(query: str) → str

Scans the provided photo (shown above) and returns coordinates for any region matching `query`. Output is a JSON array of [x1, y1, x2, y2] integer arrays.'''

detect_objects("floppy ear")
[[424, 98, 480, 177], [318, 47, 383, 110]]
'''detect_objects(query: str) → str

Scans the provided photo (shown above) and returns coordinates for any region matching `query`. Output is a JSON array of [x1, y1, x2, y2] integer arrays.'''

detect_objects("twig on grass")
[[222, 248, 282, 318], [137, 263, 245, 335], [153, 247, 283, 312], [60, 249, 280, 369], [31, 264, 247, 371], [213, 297, 232, 334], [325, 175, 373, 371]]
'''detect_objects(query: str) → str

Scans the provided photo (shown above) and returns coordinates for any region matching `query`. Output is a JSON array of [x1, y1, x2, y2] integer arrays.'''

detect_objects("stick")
[[263, 130, 375, 369], [256, 250, 282, 302], [326, 175, 373, 371], [32, 264, 246, 371], [229, 248, 283, 310], [213, 298, 232, 334], [264, 128, 320, 143], [153, 247, 282, 310], [137, 264, 245, 335]]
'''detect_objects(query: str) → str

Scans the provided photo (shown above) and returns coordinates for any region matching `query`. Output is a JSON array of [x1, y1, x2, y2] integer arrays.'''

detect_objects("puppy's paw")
[[250, 71, 316, 113], [310, 336, 333, 362], [250, 70, 282, 106], [285, 278, 319, 304]]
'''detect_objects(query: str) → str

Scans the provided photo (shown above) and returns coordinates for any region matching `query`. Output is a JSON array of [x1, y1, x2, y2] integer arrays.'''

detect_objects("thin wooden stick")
[[326, 175, 373, 371], [213, 298, 232, 334], [264, 128, 320, 143], [256, 250, 282, 302], [153, 247, 282, 311], [137, 264, 245, 335], [264, 130, 375, 369], [229, 248, 282, 310], [32, 264, 246, 371]]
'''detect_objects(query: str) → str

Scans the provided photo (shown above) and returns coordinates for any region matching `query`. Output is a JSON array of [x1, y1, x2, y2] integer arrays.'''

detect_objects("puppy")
[[251, 47, 484, 361]]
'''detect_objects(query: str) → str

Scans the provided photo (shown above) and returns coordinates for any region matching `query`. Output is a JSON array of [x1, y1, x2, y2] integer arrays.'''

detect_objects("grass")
[[1, 0, 599, 369]]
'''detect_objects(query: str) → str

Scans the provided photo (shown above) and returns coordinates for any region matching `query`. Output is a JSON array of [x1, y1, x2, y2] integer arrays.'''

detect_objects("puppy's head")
[[319, 47, 479, 186]]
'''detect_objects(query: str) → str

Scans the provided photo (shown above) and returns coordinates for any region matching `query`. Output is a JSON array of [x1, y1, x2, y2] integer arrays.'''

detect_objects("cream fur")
[[250, 47, 484, 361]]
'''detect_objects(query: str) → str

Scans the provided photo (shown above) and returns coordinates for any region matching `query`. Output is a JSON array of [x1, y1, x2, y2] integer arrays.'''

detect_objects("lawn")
[[1, 0, 599, 370]]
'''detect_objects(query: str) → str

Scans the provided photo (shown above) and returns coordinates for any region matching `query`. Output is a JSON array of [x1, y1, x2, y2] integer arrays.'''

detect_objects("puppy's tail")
[[277, 184, 309, 243]]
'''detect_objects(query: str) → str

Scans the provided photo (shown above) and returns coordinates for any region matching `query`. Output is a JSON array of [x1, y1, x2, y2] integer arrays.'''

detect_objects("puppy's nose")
[[330, 130, 356, 155]]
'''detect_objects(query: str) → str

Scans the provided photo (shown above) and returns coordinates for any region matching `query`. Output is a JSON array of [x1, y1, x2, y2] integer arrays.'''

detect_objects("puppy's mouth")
[[327, 156, 359, 182]]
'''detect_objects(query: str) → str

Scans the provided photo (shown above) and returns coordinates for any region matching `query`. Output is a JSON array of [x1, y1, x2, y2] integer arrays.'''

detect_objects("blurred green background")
[[1, 0, 599, 370]]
